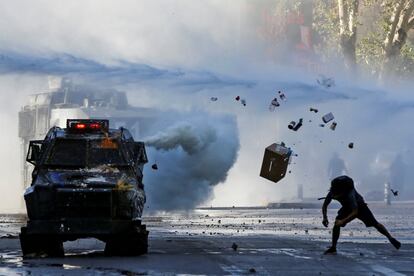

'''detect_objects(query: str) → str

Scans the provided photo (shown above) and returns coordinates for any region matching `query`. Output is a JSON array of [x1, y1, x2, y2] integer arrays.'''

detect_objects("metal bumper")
[[24, 219, 146, 239]]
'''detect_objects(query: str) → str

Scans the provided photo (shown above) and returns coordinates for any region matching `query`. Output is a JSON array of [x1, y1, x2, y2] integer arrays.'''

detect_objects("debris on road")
[[249, 268, 257, 273], [0, 234, 18, 239], [232, 242, 238, 251], [330, 122, 337, 131], [391, 189, 398, 196], [322, 112, 334, 123], [319, 124, 325, 127], [235, 96, 240, 101], [152, 163, 158, 170], [348, 142, 354, 149], [310, 107, 318, 113], [241, 99, 247, 106], [210, 97, 218, 102]]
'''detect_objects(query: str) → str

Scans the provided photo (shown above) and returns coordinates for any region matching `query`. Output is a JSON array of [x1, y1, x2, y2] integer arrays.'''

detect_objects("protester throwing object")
[[322, 175, 401, 255]]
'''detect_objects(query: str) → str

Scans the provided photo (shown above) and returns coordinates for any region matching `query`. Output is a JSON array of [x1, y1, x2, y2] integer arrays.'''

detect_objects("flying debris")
[[288, 118, 303, 131], [310, 107, 318, 113], [235, 96, 240, 101], [278, 91, 287, 101], [260, 142, 292, 183], [269, 98, 280, 111], [317, 74, 335, 88], [210, 97, 218, 102], [390, 189, 399, 196], [348, 142, 354, 149], [322, 112, 334, 123], [330, 122, 337, 131], [288, 121, 296, 129], [151, 163, 158, 170]]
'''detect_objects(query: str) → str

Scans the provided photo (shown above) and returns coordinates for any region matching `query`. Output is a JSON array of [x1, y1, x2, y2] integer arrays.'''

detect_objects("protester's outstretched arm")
[[322, 193, 332, 227]]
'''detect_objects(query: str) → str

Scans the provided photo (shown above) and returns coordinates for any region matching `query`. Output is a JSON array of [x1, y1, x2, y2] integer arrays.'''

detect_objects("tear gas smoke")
[[142, 114, 239, 211], [144, 122, 217, 155]]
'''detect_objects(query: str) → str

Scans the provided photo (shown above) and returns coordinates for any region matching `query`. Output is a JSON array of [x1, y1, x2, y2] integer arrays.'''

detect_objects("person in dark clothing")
[[322, 175, 401, 254]]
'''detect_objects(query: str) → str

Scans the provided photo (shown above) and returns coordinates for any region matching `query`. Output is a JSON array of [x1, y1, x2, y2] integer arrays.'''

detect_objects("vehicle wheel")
[[20, 227, 64, 257], [104, 231, 148, 256]]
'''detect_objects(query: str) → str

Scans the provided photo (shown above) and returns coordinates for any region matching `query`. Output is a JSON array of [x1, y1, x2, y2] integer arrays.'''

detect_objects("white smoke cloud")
[[142, 114, 239, 210], [0, 0, 259, 74], [145, 122, 217, 155], [0, 74, 50, 213]]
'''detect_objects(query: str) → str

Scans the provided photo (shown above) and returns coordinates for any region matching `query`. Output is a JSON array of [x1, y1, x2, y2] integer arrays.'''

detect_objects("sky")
[[0, 0, 413, 213]]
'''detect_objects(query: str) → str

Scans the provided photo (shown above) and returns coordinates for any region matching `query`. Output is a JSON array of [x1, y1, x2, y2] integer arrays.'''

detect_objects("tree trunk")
[[338, 0, 359, 72], [381, 0, 413, 79]]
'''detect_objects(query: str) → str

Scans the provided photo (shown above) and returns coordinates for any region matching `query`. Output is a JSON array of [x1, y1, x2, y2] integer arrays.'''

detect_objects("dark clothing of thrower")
[[321, 175, 401, 255], [324, 189, 378, 227]]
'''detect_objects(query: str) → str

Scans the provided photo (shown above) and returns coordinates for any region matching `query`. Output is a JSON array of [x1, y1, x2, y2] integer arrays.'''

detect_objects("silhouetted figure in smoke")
[[390, 153, 405, 195], [327, 153, 348, 180], [322, 175, 401, 255]]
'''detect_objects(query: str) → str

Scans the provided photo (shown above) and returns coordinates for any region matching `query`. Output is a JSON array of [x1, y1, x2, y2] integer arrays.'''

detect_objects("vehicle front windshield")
[[46, 138, 127, 167]]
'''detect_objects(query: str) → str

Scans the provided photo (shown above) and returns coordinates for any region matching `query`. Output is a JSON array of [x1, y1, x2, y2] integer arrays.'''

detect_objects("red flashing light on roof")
[[75, 123, 86, 129], [89, 123, 100, 129], [67, 119, 109, 132]]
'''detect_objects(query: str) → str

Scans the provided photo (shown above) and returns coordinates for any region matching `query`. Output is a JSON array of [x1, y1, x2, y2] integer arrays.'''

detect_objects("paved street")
[[1, 205, 413, 275]]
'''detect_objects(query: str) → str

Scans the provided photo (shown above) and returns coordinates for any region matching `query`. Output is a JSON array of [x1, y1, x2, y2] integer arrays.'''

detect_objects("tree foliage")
[[263, 0, 414, 79]]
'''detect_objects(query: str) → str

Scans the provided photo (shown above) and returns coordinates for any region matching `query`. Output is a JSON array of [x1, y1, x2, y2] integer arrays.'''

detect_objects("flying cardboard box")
[[260, 143, 291, 183]]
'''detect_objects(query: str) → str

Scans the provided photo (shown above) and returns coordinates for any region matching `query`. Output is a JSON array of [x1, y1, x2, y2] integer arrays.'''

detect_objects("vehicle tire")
[[104, 230, 148, 256], [20, 227, 64, 257]]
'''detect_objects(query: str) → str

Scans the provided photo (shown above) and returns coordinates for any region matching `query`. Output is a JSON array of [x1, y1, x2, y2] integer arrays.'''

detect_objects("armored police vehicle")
[[20, 119, 149, 257]]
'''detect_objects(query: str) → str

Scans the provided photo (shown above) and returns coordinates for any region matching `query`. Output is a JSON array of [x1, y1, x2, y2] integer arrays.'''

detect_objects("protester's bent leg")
[[324, 225, 340, 254], [332, 225, 340, 248], [374, 223, 392, 240], [374, 223, 401, 249]]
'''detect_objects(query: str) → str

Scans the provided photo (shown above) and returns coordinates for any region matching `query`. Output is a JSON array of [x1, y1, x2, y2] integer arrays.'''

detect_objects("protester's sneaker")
[[324, 247, 337, 255], [390, 238, 401, 250]]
